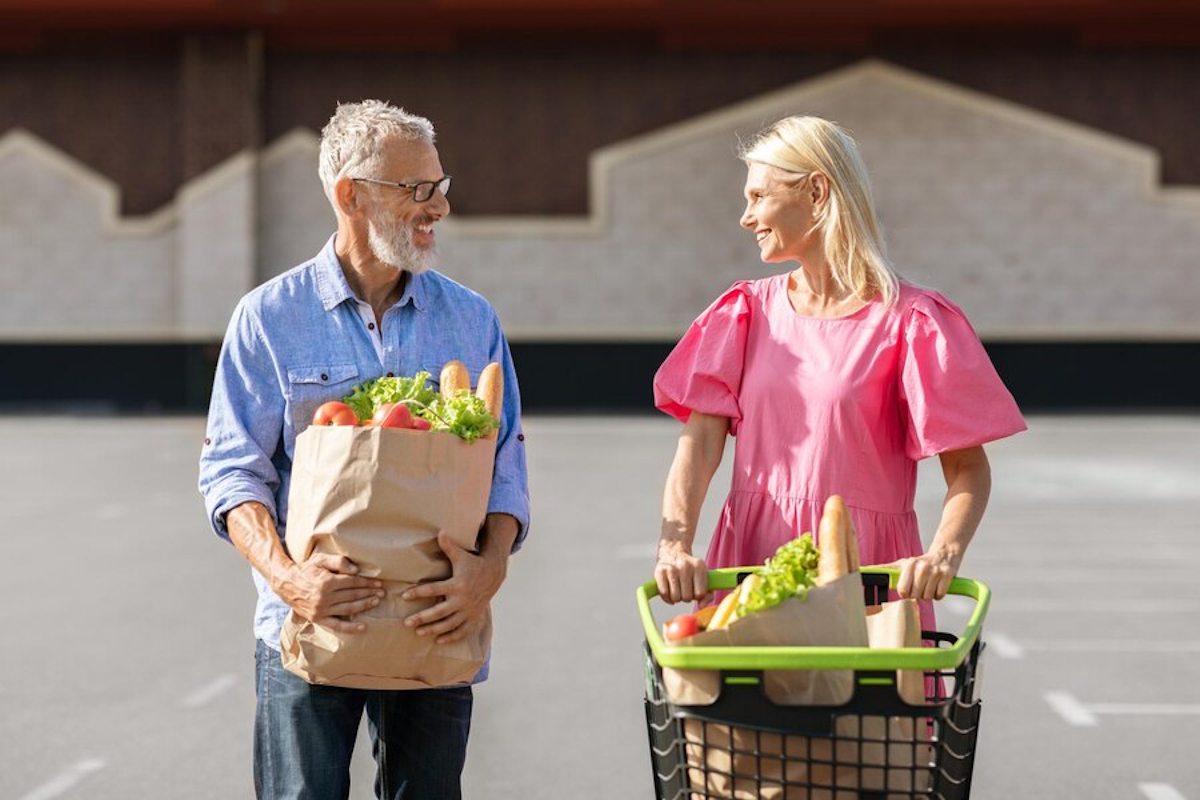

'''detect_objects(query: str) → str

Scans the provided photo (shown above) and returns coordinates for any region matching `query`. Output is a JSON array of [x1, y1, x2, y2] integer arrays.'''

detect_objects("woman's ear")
[[810, 173, 830, 213]]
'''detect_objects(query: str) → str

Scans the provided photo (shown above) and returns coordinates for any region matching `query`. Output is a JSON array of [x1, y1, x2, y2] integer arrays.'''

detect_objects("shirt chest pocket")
[[286, 363, 361, 433]]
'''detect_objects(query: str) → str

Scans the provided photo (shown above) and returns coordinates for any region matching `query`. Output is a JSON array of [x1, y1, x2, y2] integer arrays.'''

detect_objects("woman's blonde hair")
[[739, 116, 899, 307]]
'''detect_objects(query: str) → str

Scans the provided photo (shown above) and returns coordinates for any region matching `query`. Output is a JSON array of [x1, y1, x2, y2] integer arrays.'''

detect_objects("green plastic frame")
[[638, 567, 989, 672]]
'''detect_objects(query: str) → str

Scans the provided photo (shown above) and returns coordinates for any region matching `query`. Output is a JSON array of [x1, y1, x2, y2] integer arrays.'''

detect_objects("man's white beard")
[[367, 213, 435, 275]]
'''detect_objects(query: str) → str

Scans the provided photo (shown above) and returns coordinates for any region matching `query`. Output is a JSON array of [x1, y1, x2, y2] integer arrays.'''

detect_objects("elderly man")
[[199, 100, 529, 800]]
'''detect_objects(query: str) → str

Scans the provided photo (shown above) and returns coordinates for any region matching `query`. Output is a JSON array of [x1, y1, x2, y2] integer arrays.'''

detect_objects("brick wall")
[[2, 38, 1197, 216]]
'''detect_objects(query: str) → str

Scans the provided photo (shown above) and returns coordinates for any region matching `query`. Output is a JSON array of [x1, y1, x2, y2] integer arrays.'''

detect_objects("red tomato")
[[313, 401, 358, 427], [373, 402, 413, 429], [664, 613, 700, 642], [409, 417, 432, 431]]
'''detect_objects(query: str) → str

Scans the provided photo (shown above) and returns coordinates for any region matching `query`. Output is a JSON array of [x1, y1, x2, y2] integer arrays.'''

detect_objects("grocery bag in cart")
[[638, 567, 989, 799]]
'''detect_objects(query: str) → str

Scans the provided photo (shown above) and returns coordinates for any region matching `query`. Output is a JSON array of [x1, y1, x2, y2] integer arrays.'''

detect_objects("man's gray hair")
[[318, 100, 436, 206]]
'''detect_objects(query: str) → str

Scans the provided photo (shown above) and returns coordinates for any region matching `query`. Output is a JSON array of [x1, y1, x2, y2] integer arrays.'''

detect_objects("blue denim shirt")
[[198, 235, 530, 665]]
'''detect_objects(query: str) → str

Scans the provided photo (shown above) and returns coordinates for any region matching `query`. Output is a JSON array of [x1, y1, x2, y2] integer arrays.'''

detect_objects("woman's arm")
[[655, 411, 730, 603], [896, 445, 992, 601]]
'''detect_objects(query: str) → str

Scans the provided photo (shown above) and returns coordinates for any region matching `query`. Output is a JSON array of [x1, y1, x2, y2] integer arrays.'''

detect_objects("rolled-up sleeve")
[[198, 298, 286, 540], [485, 313, 531, 550]]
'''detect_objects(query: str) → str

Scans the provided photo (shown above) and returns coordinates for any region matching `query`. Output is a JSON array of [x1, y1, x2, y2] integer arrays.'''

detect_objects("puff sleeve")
[[654, 283, 752, 429], [899, 290, 1027, 460]]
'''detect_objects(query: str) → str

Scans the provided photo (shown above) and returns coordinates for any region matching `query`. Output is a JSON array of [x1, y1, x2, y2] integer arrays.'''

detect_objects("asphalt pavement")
[[2, 414, 1198, 799]]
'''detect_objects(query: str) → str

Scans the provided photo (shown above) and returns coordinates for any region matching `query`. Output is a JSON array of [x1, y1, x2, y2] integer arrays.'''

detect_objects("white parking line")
[[181, 674, 237, 709], [989, 633, 1200, 659], [17, 758, 106, 800], [987, 633, 1024, 659], [1046, 691, 1200, 726], [1140, 783, 1188, 800], [1045, 691, 1097, 726]]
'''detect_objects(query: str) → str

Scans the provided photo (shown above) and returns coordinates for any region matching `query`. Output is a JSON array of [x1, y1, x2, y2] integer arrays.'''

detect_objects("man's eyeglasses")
[[352, 175, 451, 203]]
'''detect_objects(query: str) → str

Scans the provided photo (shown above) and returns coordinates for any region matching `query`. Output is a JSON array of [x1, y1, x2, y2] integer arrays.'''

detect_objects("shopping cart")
[[638, 567, 990, 799]]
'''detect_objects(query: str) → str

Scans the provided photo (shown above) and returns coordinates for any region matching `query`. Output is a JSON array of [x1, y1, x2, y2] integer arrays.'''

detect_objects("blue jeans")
[[254, 640, 473, 800]]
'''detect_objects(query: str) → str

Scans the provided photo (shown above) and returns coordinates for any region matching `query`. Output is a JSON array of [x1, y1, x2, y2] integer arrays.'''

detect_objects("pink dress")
[[654, 274, 1026, 631]]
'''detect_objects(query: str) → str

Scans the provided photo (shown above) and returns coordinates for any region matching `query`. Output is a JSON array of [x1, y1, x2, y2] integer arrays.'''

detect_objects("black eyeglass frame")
[[352, 175, 452, 203]]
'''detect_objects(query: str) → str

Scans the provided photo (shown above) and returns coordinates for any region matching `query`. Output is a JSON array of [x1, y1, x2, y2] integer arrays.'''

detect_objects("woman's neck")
[[787, 265, 866, 318]]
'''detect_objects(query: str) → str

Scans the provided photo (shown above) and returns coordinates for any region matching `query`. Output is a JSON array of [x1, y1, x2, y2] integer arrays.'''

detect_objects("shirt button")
[[517, 433, 525, 442], [204, 437, 211, 445], [320, 373, 328, 382], [368, 323, 375, 330]]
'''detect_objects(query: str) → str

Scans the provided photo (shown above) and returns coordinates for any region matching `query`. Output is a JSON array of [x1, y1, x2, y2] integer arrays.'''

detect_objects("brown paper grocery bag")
[[864, 598, 926, 706], [858, 598, 934, 796], [663, 574, 869, 798], [279, 424, 495, 689]]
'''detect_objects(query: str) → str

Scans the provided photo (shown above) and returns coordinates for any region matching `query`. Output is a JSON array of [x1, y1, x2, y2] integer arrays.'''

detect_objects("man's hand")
[[227, 502, 382, 634], [402, 530, 508, 645], [275, 553, 385, 634]]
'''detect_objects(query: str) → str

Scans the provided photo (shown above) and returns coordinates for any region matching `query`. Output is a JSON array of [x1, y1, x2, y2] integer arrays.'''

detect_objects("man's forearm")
[[226, 501, 296, 591], [480, 512, 519, 564]]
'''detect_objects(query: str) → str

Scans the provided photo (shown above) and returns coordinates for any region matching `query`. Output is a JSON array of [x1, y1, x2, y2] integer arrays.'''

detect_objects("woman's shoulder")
[[716, 272, 789, 308], [895, 281, 969, 320]]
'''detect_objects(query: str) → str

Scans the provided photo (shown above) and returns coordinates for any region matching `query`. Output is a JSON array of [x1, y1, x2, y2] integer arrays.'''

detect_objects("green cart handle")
[[637, 567, 990, 672]]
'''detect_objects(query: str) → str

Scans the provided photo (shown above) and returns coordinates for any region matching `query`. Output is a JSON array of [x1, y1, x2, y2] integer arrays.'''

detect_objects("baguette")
[[730, 573, 762, 625], [896, 599, 925, 705], [475, 362, 504, 421], [843, 500, 861, 574], [440, 360, 470, 398], [708, 574, 762, 630], [707, 587, 741, 631], [817, 495, 859, 585], [865, 599, 925, 705]]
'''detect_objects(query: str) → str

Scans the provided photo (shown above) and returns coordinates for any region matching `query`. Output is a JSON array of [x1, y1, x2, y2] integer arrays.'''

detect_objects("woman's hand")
[[890, 445, 991, 602], [655, 541, 710, 604], [887, 549, 962, 602], [656, 412, 729, 604]]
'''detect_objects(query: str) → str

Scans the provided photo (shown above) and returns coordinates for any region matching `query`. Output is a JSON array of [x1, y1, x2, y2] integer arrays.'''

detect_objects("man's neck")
[[334, 227, 407, 313]]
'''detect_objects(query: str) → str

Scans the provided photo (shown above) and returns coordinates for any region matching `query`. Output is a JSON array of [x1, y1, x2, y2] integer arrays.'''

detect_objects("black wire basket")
[[639, 570, 988, 800]]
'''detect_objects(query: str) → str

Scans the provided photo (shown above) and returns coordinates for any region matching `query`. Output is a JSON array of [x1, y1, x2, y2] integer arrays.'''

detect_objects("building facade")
[[2, 1, 1198, 410]]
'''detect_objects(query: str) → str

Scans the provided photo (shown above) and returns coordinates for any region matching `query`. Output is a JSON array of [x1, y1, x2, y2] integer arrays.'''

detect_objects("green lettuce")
[[427, 390, 499, 443], [343, 373, 498, 442], [343, 372, 438, 423], [737, 533, 821, 616]]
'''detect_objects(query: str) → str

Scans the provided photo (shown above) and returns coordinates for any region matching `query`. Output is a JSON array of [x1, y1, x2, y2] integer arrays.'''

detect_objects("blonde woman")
[[653, 117, 1025, 635]]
